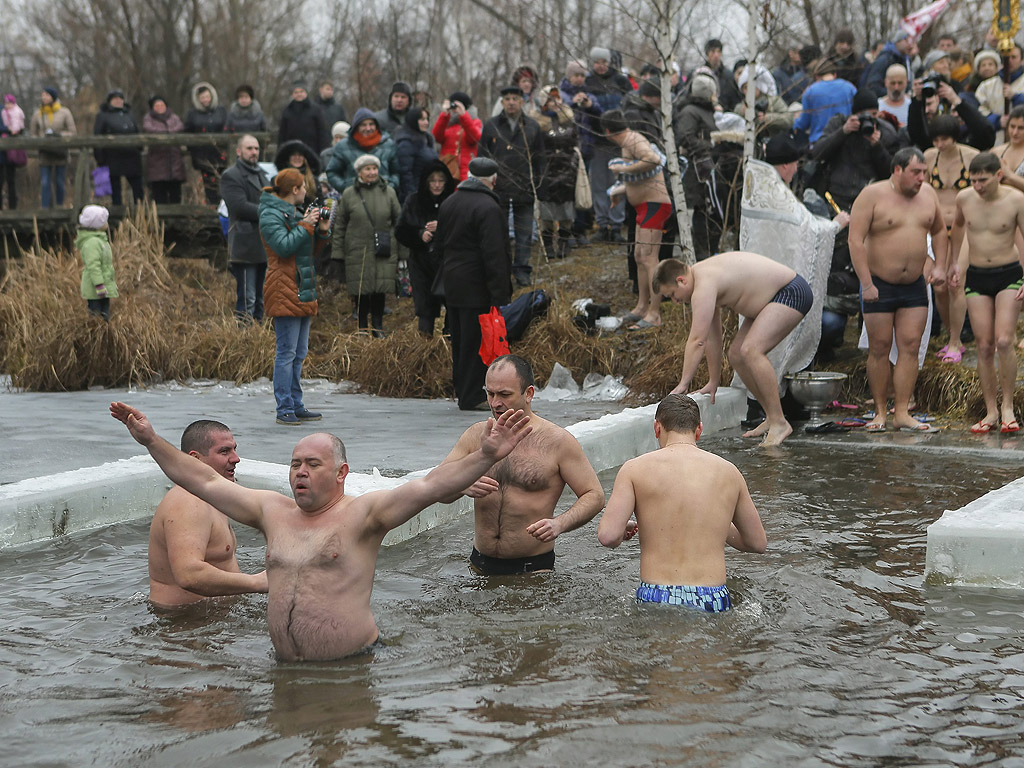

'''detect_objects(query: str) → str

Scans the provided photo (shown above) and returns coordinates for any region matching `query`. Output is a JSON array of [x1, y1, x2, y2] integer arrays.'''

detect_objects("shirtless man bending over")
[[850, 146, 948, 433], [149, 419, 267, 608], [602, 108, 673, 330], [597, 394, 766, 612], [439, 354, 605, 575], [111, 401, 531, 660], [652, 251, 815, 447], [950, 151, 1024, 433]]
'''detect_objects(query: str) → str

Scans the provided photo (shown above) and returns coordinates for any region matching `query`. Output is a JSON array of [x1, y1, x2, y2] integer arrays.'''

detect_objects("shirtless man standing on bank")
[[597, 394, 766, 612], [111, 401, 531, 660], [602, 108, 674, 330], [850, 146, 948, 433], [652, 251, 815, 447], [439, 355, 605, 575], [149, 420, 268, 608], [950, 151, 1024, 433]]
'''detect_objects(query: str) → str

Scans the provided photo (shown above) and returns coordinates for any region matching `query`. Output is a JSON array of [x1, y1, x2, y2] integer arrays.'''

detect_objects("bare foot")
[[742, 420, 769, 438], [760, 421, 793, 447]]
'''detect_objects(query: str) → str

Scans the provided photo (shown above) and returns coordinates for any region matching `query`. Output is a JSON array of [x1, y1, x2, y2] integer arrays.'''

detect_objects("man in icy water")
[[437, 354, 605, 575], [149, 419, 268, 608], [597, 394, 766, 612], [111, 401, 531, 660]]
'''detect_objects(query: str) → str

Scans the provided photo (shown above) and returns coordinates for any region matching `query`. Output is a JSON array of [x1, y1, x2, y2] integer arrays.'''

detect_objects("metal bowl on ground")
[[784, 371, 848, 427]]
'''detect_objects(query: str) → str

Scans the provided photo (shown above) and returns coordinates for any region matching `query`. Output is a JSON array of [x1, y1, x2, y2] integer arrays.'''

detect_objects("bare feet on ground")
[[760, 421, 793, 448]]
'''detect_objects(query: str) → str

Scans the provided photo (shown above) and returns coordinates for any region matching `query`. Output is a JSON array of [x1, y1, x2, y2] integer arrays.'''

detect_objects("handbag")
[[573, 147, 592, 210], [440, 124, 462, 178], [478, 307, 510, 365], [355, 187, 392, 258], [92, 166, 112, 198]]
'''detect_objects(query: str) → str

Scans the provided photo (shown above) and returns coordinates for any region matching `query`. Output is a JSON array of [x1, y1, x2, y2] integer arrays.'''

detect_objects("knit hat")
[[468, 157, 499, 177], [43, 87, 59, 101], [272, 168, 305, 195], [974, 49, 1001, 72], [331, 121, 350, 138], [4, 94, 16, 104], [106, 89, 125, 103], [148, 95, 166, 109], [78, 205, 109, 229], [639, 78, 662, 98], [765, 133, 803, 165], [690, 73, 718, 100], [566, 60, 587, 78], [449, 91, 472, 108], [354, 154, 381, 171], [390, 81, 412, 97], [923, 49, 949, 71], [291, 80, 308, 93], [590, 46, 612, 63], [852, 88, 878, 113]]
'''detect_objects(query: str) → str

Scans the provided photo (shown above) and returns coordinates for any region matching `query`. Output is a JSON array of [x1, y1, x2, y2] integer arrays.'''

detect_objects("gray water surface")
[[2, 439, 1023, 767]]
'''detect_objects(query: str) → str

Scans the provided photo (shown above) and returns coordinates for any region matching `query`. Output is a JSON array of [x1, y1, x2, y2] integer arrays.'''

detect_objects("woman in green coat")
[[333, 154, 400, 336], [77, 204, 118, 320]]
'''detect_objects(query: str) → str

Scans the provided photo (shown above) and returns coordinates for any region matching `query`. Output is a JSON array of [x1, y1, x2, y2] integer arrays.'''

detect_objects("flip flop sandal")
[[971, 421, 997, 434], [935, 344, 949, 359], [835, 418, 866, 427], [628, 319, 661, 330], [805, 421, 851, 434], [898, 423, 939, 433], [827, 400, 859, 410], [865, 422, 887, 433], [1001, 420, 1020, 434], [621, 312, 642, 325], [941, 347, 964, 364]]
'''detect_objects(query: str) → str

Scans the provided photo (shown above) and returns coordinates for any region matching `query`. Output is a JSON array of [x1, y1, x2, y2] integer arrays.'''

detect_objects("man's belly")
[[473, 491, 561, 558], [266, 582, 377, 662]]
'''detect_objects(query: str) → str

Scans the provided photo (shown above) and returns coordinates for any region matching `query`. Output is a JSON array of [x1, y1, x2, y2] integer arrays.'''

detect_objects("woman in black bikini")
[[923, 114, 978, 363]]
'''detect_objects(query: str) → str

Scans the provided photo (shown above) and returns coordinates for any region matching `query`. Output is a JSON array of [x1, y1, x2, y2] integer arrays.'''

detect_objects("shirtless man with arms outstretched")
[[602, 108, 673, 330], [849, 146, 948, 432], [111, 401, 531, 660], [597, 394, 766, 612], [149, 419, 267, 608], [652, 251, 815, 447], [439, 355, 605, 575], [950, 151, 1024, 433]]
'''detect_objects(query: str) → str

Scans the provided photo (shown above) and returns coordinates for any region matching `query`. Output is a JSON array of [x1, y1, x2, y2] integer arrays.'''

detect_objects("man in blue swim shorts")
[[597, 395, 767, 613], [849, 147, 948, 433]]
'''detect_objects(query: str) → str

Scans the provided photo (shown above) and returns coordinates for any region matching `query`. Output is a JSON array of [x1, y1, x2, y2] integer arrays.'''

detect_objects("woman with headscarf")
[[141, 96, 186, 203], [273, 140, 320, 208], [393, 106, 438, 202], [395, 159, 456, 336], [225, 85, 267, 133], [333, 154, 400, 336]]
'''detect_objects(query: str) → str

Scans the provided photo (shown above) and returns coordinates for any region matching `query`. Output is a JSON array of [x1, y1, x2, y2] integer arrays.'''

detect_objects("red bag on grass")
[[478, 307, 509, 365]]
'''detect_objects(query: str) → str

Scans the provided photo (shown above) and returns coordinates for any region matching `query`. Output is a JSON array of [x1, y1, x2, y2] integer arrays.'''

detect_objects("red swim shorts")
[[635, 201, 674, 230]]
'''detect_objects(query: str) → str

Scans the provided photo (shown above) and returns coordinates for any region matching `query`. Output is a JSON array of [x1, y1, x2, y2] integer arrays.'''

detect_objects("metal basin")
[[784, 371, 848, 426]]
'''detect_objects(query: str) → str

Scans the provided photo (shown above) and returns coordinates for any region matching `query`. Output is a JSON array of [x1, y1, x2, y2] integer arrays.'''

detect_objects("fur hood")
[[190, 81, 220, 110]]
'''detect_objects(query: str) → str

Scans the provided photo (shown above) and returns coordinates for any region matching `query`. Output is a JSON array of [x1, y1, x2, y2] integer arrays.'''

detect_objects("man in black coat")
[[313, 81, 347, 127], [438, 157, 512, 410], [278, 82, 329, 153], [219, 135, 270, 322], [478, 85, 544, 286]]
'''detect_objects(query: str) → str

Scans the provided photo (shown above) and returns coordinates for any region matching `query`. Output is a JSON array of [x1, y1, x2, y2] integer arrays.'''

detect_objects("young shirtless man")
[[849, 146, 948, 432], [602, 108, 673, 330], [111, 401, 531, 661], [439, 354, 605, 575], [149, 420, 268, 609], [950, 151, 1024, 433], [597, 394, 766, 612], [652, 251, 814, 447]]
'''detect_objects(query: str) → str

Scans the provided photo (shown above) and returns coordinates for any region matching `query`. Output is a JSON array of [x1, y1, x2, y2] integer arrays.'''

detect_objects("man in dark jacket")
[[220, 135, 270, 323], [373, 81, 412, 135], [905, 79, 995, 152], [478, 85, 544, 286], [673, 73, 719, 260], [585, 46, 632, 241], [438, 157, 512, 410], [861, 30, 915, 98], [313, 81, 347, 127], [278, 82, 329, 153], [621, 79, 664, 149], [93, 89, 143, 206]]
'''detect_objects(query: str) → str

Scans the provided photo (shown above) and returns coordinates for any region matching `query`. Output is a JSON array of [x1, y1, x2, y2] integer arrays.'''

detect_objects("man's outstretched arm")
[[111, 402, 270, 531]]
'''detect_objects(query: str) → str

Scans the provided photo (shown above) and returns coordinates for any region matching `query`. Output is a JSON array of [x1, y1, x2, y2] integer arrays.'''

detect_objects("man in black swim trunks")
[[849, 147, 948, 432], [438, 354, 605, 575], [950, 151, 1024, 433]]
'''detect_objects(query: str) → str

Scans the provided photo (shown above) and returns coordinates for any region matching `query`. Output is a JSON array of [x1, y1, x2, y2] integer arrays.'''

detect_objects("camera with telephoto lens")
[[857, 113, 876, 135], [921, 74, 947, 100]]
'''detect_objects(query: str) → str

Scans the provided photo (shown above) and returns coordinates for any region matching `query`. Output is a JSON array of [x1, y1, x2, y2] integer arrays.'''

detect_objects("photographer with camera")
[[906, 73, 995, 153]]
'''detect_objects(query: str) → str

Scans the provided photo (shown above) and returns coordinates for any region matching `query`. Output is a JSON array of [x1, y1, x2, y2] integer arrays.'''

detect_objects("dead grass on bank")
[[1, 212, 1018, 427]]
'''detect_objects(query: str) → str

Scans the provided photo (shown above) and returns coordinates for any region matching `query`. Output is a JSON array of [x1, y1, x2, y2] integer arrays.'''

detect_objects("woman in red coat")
[[431, 91, 482, 181]]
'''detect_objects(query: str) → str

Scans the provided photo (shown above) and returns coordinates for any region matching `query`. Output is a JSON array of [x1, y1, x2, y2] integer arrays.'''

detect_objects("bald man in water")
[[112, 401, 531, 660], [149, 420, 267, 608]]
